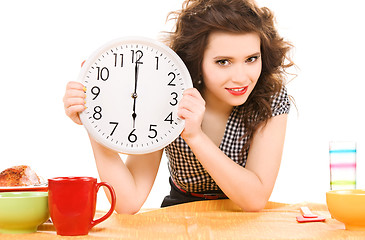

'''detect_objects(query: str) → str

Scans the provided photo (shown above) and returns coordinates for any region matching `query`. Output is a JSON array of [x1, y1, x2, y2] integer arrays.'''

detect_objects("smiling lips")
[[226, 86, 248, 96]]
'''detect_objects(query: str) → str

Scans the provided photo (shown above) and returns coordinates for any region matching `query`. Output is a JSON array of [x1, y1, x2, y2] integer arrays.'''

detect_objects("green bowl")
[[0, 192, 49, 234]]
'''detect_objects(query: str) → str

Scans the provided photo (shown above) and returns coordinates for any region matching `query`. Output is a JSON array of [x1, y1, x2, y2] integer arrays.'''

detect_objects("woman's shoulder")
[[271, 85, 290, 117]]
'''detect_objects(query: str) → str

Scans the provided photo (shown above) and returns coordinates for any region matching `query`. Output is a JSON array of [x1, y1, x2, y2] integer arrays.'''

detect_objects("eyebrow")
[[213, 51, 261, 60]]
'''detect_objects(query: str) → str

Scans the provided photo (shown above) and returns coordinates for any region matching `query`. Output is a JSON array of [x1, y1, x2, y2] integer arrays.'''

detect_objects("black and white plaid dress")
[[165, 86, 290, 193]]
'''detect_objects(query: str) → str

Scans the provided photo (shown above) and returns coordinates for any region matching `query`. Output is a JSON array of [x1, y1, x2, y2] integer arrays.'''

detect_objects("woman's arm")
[[178, 88, 288, 211], [187, 114, 287, 211], [90, 137, 163, 214], [64, 81, 163, 214]]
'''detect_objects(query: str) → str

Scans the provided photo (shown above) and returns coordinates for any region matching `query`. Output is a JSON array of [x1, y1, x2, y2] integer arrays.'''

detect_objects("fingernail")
[[83, 86, 87, 92]]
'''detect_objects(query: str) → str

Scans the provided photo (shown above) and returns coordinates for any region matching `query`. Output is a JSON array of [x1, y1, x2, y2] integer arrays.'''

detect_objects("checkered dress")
[[165, 86, 290, 193]]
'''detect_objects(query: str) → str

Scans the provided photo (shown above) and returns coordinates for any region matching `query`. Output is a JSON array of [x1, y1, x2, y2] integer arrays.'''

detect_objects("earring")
[[197, 75, 203, 85]]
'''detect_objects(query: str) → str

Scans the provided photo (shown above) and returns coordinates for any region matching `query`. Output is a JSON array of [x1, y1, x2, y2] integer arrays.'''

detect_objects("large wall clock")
[[78, 36, 193, 154]]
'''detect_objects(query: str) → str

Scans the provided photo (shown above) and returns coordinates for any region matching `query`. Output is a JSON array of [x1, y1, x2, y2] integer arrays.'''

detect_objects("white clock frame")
[[78, 36, 193, 154]]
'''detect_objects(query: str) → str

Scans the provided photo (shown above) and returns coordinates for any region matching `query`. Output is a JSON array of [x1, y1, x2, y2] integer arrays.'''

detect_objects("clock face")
[[79, 37, 193, 154]]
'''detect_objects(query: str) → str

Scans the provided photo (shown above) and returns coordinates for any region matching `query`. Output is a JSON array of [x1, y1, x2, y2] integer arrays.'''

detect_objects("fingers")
[[63, 96, 85, 111], [177, 88, 205, 141], [63, 82, 86, 109], [65, 105, 84, 125], [63, 81, 86, 125], [178, 88, 205, 120], [65, 81, 85, 95]]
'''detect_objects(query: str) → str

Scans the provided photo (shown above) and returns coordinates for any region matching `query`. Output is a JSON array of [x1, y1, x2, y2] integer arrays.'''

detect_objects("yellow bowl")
[[0, 192, 49, 234], [326, 189, 365, 230]]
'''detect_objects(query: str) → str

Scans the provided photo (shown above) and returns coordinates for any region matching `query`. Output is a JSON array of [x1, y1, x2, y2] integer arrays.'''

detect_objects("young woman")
[[63, 0, 293, 214]]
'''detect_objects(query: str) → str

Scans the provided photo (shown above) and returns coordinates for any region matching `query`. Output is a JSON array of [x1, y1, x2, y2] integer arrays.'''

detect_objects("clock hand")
[[131, 60, 140, 128]]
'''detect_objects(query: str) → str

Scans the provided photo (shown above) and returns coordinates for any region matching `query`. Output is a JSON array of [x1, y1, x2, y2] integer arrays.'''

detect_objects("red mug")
[[48, 177, 116, 236]]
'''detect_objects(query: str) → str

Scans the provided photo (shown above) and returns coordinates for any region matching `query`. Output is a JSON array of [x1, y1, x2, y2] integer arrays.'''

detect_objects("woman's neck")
[[202, 89, 233, 117], [201, 89, 233, 147]]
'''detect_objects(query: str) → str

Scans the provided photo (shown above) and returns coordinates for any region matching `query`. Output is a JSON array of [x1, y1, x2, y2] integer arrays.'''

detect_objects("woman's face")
[[202, 31, 262, 108]]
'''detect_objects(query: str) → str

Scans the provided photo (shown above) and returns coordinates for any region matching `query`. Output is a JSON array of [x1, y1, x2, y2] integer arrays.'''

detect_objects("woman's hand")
[[177, 88, 206, 141], [63, 81, 86, 125]]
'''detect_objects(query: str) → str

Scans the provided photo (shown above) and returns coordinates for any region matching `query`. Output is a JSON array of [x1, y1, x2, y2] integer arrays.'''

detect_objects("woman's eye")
[[246, 55, 260, 63], [216, 59, 230, 66]]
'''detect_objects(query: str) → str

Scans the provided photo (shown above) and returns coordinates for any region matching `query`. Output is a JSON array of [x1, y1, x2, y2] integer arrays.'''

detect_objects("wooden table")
[[1, 200, 364, 239]]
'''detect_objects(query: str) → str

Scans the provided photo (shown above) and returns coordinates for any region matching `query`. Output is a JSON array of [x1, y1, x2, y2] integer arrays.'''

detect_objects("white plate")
[[0, 183, 48, 192]]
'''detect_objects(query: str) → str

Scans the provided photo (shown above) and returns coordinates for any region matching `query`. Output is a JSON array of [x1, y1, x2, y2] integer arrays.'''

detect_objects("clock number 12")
[[131, 50, 143, 64]]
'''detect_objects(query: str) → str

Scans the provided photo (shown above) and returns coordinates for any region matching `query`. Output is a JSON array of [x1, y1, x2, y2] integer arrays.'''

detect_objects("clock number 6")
[[128, 129, 137, 143]]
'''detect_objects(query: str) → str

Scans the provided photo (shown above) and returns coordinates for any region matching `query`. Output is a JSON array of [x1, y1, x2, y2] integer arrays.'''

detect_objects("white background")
[[0, 0, 364, 210]]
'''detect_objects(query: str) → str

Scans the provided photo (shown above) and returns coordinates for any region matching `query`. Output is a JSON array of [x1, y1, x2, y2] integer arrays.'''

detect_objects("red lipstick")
[[226, 86, 248, 96]]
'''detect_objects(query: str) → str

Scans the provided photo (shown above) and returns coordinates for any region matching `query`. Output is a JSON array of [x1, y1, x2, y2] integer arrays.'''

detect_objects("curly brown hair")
[[165, 0, 294, 149]]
